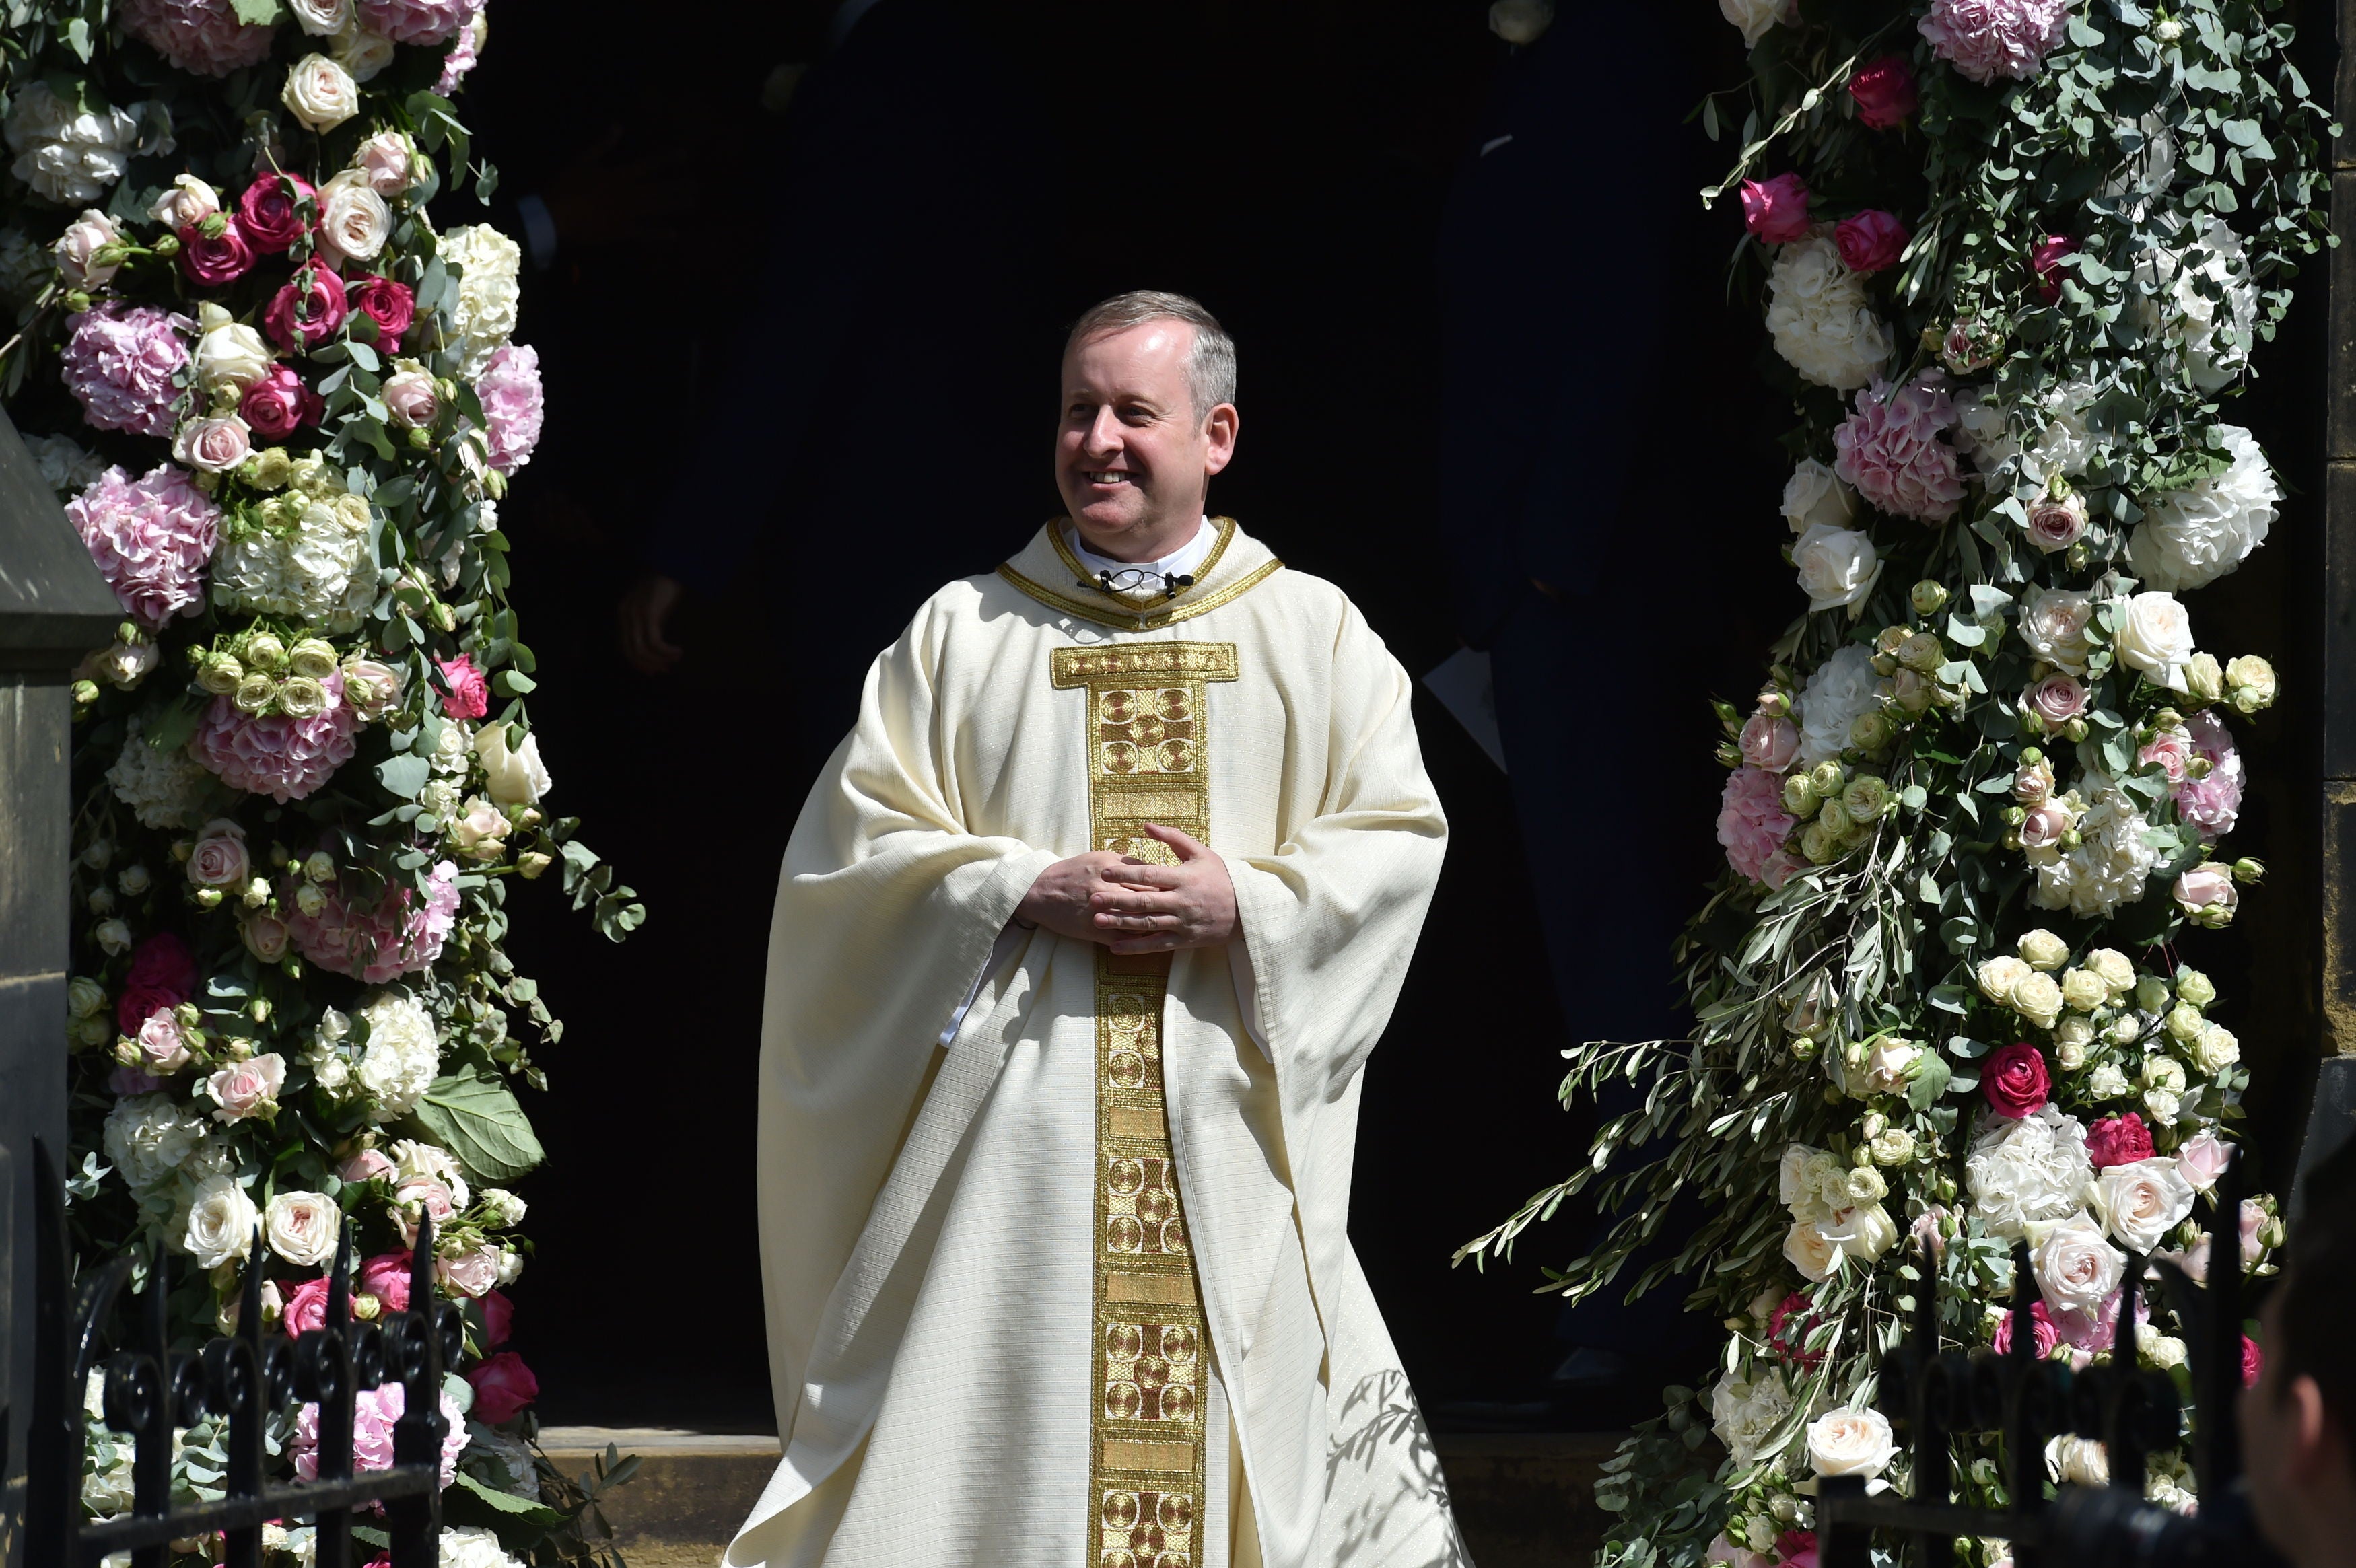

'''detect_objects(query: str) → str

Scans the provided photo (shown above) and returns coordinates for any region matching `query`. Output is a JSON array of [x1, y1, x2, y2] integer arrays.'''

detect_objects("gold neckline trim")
[[998, 557, 1284, 631], [1050, 514, 1239, 602]]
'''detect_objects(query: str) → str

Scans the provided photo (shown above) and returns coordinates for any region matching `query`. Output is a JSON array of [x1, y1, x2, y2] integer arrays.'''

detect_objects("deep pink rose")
[[348, 275, 415, 344], [1740, 174, 1811, 244], [1767, 1291, 1822, 1367], [2244, 1335, 2263, 1389], [239, 173, 315, 254], [2025, 674, 2086, 726], [264, 261, 349, 352], [357, 1251, 414, 1314], [178, 217, 256, 285], [283, 1275, 332, 1336], [466, 1351, 539, 1424], [1983, 1042, 2050, 1118], [1834, 210, 1908, 274], [436, 655, 489, 720], [1740, 711, 1800, 772], [1991, 1299, 2060, 1359], [1848, 55, 1919, 128], [116, 983, 182, 1033], [2085, 1112, 2155, 1170], [127, 932, 196, 993], [1777, 1532, 1819, 1568], [481, 1289, 514, 1349], [2032, 234, 2078, 303], [239, 364, 325, 439]]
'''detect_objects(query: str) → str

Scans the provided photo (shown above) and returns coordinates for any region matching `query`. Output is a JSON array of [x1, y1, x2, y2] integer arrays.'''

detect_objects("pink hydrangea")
[[2175, 709, 2244, 837], [118, 0, 275, 75], [1918, 0, 2071, 85], [436, 655, 489, 719], [61, 304, 190, 438], [1834, 374, 1966, 523], [1718, 767, 1801, 890], [293, 1382, 465, 1487], [434, 11, 482, 94], [475, 342, 544, 474], [359, 0, 475, 44], [287, 861, 462, 982], [193, 670, 359, 803], [67, 464, 221, 627]]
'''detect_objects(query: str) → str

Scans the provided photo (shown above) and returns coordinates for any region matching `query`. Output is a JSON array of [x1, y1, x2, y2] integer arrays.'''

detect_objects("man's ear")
[[2289, 1374, 2338, 1483], [1202, 402, 1239, 478]]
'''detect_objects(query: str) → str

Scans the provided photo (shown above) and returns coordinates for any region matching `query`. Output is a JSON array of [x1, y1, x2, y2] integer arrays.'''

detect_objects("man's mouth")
[[1082, 471, 1134, 485]]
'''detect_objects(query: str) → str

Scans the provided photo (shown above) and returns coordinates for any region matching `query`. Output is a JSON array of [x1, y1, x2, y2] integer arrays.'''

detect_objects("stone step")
[[539, 1428, 1620, 1568]]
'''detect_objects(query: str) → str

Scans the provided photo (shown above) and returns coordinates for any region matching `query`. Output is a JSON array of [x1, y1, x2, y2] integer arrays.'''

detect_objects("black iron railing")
[[24, 1138, 465, 1568], [1817, 1147, 2263, 1568]]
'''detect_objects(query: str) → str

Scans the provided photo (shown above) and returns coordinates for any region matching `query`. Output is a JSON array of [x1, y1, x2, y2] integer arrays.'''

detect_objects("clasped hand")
[[1015, 824, 1238, 955]]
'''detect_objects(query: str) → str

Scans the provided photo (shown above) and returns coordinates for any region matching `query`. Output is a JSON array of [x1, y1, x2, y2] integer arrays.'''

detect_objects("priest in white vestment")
[[727, 291, 1468, 1568]]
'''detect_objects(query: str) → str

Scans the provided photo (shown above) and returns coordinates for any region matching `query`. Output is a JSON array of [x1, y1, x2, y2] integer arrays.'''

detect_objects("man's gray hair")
[[1066, 290, 1238, 417]]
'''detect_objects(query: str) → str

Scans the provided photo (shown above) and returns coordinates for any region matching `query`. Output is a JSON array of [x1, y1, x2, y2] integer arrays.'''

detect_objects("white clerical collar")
[[1065, 515, 1216, 587]]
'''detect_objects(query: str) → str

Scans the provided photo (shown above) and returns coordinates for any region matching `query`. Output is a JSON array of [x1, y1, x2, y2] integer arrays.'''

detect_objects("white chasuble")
[[726, 518, 1469, 1568]]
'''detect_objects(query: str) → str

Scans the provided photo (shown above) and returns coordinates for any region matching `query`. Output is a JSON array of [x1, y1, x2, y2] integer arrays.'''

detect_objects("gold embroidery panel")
[[1052, 642, 1238, 1568]]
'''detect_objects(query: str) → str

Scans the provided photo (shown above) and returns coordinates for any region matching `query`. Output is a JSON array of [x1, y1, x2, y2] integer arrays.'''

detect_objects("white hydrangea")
[[209, 500, 379, 633], [1710, 1363, 1795, 1468], [3, 83, 141, 205], [2138, 217, 2259, 392], [2026, 782, 2159, 917], [1765, 233, 1892, 391], [356, 991, 443, 1120], [2127, 425, 2279, 592], [106, 715, 212, 830], [1964, 1104, 2093, 1238], [102, 1095, 211, 1192], [439, 225, 522, 378], [1793, 644, 1884, 767], [1952, 379, 2100, 487], [440, 1524, 528, 1568], [24, 433, 107, 496]]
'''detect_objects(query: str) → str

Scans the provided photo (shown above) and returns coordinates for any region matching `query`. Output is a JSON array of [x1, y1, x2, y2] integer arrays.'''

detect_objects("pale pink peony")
[[2174, 710, 2244, 837], [1719, 766, 1801, 890], [61, 304, 190, 438], [1834, 374, 1966, 523], [67, 464, 221, 627], [293, 1382, 465, 1487], [286, 860, 461, 982], [193, 669, 359, 802], [475, 342, 543, 474], [1918, 0, 2071, 85], [118, 0, 276, 74], [359, 0, 475, 43]]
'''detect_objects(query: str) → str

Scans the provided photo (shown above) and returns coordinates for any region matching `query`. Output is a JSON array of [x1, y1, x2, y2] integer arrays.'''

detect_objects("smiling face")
[[1055, 320, 1239, 563]]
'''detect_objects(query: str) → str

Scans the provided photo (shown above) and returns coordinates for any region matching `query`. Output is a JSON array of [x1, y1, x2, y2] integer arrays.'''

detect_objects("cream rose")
[[331, 25, 396, 82], [281, 55, 360, 133], [2017, 929, 2069, 972], [148, 174, 220, 231], [2085, 948, 2136, 998], [474, 723, 551, 804], [173, 413, 253, 474], [2192, 1023, 2240, 1073], [1822, 1201, 1898, 1262], [183, 1174, 261, 1269], [1978, 955, 2034, 1005], [2059, 968, 2107, 1014], [265, 1188, 341, 1267], [55, 208, 124, 287], [287, 0, 351, 32], [2017, 587, 2094, 674], [2116, 590, 2197, 692], [1794, 524, 1879, 613], [2033, 1213, 2125, 1316], [1862, 1038, 1919, 1094], [2093, 1157, 2196, 1252], [317, 174, 391, 265], [2011, 970, 2064, 1030], [383, 368, 440, 428], [1782, 458, 1855, 535], [193, 319, 273, 397], [1785, 1218, 1840, 1282], [1807, 1407, 1900, 1478]]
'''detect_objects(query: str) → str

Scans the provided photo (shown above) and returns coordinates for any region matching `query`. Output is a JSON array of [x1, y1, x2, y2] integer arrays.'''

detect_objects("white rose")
[[474, 723, 551, 804], [2191, 1023, 2240, 1074], [1710, 1365, 1796, 1467], [148, 174, 220, 231], [182, 1174, 261, 1269], [483, 1187, 528, 1225], [265, 1189, 342, 1267], [2033, 1213, 2125, 1316], [1807, 1407, 1899, 1478], [289, 0, 351, 31], [2010, 970, 2064, 1030], [2114, 591, 2197, 692], [1978, 955, 2034, 1005], [1719, 0, 1799, 48], [2087, 1061, 2130, 1099], [281, 55, 360, 133], [2048, 1434, 2110, 1487], [2128, 426, 2277, 592], [172, 414, 253, 474], [332, 24, 398, 82], [1782, 459, 1855, 536], [2017, 587, 2095, 675], [2017, 929, 2069, 971], [2091, 1157, 2196, 1252], [1862, 1038, 1919, 1094], [2060, 968, 2108, 1013], [317, 174, 392, 266], [1794, 524, 1879, 613], [1965, 1106, 2093, 1238], [496, 1246, 524, 1285], [1765, 234, 1893, 391], [431, 720, 475, 775], [2143, 1087, 2182, 1123], [1784, 1218, 1840, 1282], [194, 320, 274, 397], [390, 1137, 470, 1207], [55, 208, 123, 287], [1820, 1201, 1898, 1262], [2143, 1333, 2188, 1371]]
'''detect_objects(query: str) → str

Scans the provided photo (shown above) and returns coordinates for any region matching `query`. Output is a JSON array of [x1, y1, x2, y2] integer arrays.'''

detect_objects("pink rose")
[[2176, 711, 2244, 839], [172, 413, 254, 474], [466, 1350, 539, 1424], [264, 260, 349, 352], [1990, 1299, 2060, 1359], [2032, 234, 2078, 303], [2176, 1129, 2231, 1192], [2020, 800, 2071, 849], [177, 217, 255, 286], [2174, 864, 2239, 924], [2085, 1112, 2155, 1170], [438, 1245, 502, 1298], [238, 172, 315, 255], [283, 1275, 332, 1335], [239, 364, 324, 439], [1834, 210, 1908, 273], [2025, 492, 2087, 553], [1740, 711, 1800, 772], [2244, 1335, 2263, 1389], [1776, 1531, 1819, 1568], [436, 655, 489, 720], [341, 1147, 399, 1184], [243, 912, 291, 963], [480, 1289, 514, 1349], [2139, 729, 2191, 785], [356, 131, 413, 195], [1910, 1207, 1948, 1258], [2240, 1199, 2266, 1265], [348, 274, 415, 345], [1982, 1042, 2050, 1118], [136, 1010, 192, 1073], [188, 821, 251, 888], [1740, 173, 1811, 244], [2025, 674, 2086, 726], [359, 1251, 415, 1313], [207, 1051, 285, 1121], [391, 1179, 456, 1246], [382, 371, 438, 429], [1847, 55, 1919, 128], [56, 209, 125, 288]]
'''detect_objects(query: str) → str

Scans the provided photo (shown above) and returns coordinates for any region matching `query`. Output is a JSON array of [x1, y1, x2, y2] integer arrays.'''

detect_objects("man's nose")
[[1083, 408, 1125, 457]]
